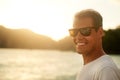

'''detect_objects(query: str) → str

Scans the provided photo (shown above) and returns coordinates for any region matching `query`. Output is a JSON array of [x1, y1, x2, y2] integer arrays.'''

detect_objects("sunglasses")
[[69, 27, 95, 37]]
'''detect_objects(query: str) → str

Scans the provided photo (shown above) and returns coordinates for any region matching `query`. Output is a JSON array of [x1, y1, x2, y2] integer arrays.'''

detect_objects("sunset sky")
[[0, 0, 120, 41]]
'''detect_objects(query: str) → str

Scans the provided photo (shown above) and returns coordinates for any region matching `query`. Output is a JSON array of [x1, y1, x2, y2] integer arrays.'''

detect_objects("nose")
[[73, 32, 84, 43], [75, 32, 84, 39]]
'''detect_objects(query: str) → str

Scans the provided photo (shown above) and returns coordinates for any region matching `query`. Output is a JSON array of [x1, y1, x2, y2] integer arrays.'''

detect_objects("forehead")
[[73, 17, 94, 28]]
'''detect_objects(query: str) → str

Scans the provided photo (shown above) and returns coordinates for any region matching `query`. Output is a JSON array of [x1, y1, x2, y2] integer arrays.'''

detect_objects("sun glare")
[[0, 0, 72, 41]]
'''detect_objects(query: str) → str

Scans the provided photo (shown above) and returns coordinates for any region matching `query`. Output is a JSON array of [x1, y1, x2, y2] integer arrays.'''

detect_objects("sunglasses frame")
[[69, 27, 96, 37]]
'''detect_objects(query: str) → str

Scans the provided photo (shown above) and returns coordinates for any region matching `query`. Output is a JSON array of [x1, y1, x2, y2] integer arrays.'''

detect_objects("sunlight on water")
[[0, 49, 119, 80], [0, 49, 83, 80]]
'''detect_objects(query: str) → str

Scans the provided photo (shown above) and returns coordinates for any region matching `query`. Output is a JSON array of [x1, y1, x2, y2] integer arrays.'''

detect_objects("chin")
[[78, 52, 82, 55], [76, 49, 82, 54], [76, 49, 88, 55]]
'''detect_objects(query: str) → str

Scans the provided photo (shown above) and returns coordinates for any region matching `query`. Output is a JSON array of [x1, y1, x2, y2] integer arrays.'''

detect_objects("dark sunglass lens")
[[80, 28, 91, 36], [69, 29, 78, 37]]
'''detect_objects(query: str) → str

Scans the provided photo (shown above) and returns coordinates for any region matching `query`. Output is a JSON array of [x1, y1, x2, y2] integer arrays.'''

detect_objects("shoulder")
[[96, 55, 120, 75], [92, 55, 120, 80], [95, 55, 118, 68], [97, 67, 120, 80]]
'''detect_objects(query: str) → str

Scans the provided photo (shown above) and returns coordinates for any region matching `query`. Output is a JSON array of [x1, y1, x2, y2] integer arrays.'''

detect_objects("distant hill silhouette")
[[0, 25, 57, 49]]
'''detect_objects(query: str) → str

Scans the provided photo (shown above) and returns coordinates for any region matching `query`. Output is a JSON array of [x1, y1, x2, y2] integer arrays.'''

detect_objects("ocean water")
[[0, 49, 120, 80]]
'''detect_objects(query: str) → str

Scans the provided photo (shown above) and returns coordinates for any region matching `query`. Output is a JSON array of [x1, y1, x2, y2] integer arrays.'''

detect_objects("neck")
[[82, 49, 106, 65]]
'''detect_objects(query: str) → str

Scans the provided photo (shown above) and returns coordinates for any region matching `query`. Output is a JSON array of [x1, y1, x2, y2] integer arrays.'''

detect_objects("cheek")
[[86, 36, 97, 45], [73, 38, 77, 44]]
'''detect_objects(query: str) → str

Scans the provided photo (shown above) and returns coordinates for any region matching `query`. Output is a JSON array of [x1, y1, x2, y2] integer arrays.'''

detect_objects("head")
[[69, 9, 104, 55]]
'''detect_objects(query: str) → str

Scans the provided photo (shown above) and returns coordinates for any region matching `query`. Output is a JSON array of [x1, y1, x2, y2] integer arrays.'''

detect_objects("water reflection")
[[0, 49, 81, 80]]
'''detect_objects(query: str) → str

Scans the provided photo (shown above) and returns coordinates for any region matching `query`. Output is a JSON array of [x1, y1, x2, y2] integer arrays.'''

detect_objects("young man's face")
[[72, 17, 103, 55]]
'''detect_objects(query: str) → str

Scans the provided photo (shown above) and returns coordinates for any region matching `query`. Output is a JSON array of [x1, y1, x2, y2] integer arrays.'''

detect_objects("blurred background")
[[0, 0, 120, 80]]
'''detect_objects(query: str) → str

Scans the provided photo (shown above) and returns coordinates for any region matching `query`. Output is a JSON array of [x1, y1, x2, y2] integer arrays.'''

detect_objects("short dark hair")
[[74, 9, 103, 30]]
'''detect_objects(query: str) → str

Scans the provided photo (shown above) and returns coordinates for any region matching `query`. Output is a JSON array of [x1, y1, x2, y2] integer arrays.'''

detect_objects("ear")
[[98, 27, 105, 37]]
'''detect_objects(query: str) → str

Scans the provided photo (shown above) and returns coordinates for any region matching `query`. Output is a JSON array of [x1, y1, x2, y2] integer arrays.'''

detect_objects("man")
[[69, 9, 120, 80]]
